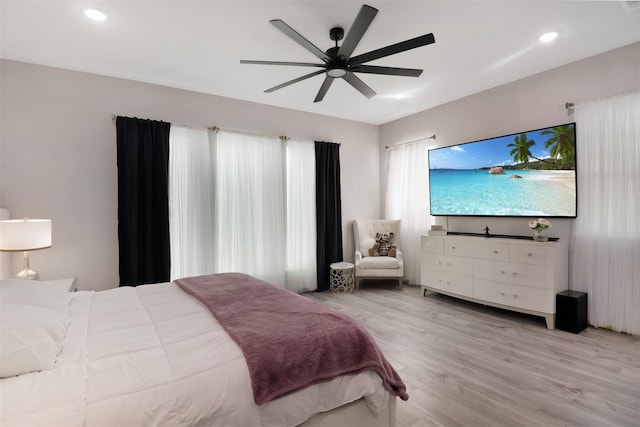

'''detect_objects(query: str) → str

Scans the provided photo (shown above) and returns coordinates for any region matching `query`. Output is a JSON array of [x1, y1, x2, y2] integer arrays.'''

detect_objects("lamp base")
[[16, 268, 40, 280], [15, 250, 40, 280]]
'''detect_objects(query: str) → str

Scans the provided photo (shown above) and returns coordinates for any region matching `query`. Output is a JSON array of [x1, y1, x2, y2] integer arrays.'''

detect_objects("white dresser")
[[420, 234, 568, 329]]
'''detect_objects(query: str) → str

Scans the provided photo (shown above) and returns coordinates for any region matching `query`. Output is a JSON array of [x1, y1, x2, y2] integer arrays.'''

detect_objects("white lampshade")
[[0, 219, 52, 251]]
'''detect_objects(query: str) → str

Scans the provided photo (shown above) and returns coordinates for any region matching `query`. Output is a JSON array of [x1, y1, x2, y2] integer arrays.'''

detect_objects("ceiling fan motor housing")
[[329, 27, 344, 42], [326, 28, 348, 78]]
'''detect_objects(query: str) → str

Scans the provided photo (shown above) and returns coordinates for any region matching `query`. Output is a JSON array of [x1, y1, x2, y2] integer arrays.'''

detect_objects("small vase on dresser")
[[529, 218, 552, 242], [532, 229, 549, 242]]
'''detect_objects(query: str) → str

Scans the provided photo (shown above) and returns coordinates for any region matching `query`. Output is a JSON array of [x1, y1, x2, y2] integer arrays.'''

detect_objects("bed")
[[0, 273, 407, 426]]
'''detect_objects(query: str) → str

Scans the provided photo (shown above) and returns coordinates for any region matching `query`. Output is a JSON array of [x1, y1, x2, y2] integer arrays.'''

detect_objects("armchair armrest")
[[354, 250, 363, 266], [395, 248, 403, 265]]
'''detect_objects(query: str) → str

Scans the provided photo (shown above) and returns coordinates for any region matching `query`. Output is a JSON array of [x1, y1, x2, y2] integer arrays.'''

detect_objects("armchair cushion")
[[359, 256, 400, 270]]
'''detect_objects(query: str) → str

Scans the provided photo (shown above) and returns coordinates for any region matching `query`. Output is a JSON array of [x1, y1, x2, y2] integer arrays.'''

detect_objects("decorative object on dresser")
[[0, 218, 52, 280], [528, 217, 552, 242], [353, 219, 404, 289], [420, 234, 568, 329], [427, 224, 447, 236]]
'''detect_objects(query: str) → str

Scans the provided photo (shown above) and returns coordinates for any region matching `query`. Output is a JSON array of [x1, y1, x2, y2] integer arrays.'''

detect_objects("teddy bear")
[[368, 231, 397, 257]]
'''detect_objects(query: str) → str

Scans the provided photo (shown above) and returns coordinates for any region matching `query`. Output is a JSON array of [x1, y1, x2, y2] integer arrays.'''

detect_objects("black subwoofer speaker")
[[556, 290, 588, 333]]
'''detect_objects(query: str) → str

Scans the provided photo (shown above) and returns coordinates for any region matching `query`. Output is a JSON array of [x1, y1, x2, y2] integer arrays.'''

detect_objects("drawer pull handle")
[[500, 292, 505, 296], [528, 253, 533, 257], [493, 250, 499, 254], [451, 246, 456, 250]]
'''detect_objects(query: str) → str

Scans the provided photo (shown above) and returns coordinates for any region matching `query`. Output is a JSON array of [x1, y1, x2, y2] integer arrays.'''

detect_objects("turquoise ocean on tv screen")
[[429, 169, 576, 216]]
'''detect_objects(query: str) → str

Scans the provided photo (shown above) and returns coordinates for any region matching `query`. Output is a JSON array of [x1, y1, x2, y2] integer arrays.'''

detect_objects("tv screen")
[[428, 122, 577, 217]]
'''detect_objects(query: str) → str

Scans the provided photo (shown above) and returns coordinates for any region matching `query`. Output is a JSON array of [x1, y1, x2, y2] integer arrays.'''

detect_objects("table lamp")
[[0, 218, 52, 280]]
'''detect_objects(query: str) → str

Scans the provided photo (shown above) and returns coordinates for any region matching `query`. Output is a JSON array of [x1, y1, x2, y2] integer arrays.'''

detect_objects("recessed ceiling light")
[[391, 93, 408, 99], [84, 9, 107, 21], [539, 32, 558, 43]]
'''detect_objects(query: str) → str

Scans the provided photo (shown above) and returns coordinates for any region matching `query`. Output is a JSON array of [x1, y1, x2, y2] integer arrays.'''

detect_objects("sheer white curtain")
[[169, 126, 215, 280], [571, 92, 640, 335], [385, 138, 434, 285], [211, 130, 287, 288], [285, 140, 317, 292], [169, 127, 317, 291]]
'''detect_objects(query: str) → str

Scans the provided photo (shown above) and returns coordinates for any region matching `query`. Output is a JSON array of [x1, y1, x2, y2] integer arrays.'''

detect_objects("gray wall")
[[0, 61, 379, 290], [2, 42, 638, 290], [380, 42, 640, 241]]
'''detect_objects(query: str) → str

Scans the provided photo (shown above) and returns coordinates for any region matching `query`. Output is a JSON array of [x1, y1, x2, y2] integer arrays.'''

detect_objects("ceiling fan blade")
[[350, 64, 423, 77], [342, 72, 376, 98], [270, 19, 330, 62], [264, 69, 326, 93], [314, 76, 334, 103], [240, 60, 326, 68], [337, 5, 378, 60], [348, 33, 435, 66]]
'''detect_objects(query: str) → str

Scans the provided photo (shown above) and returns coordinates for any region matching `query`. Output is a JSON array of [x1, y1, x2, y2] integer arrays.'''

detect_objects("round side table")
[[330, 262, 355, 294]]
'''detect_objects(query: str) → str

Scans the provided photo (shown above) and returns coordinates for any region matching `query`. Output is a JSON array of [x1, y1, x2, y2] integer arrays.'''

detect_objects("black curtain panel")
[[314, 141, 344, 291], [116, 116, 171, 286]]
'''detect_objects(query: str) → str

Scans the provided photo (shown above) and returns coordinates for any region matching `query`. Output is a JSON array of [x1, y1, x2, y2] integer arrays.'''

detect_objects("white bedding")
[[1, 282, 388, 426]]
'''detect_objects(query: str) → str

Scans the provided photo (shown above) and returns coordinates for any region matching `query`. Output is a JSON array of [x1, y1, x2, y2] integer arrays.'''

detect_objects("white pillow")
[[359, 237, 376, 257], [0, 304, 69, 378], [0, 279, 70, 317]]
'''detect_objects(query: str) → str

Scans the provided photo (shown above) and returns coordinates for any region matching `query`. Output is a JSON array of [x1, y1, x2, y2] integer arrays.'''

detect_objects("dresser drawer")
[[473, 259, 554, 289], [509, 243, 555, 265], [421, 236, 444, 254], [474, 279, 554, 313], [423, 254, 473, 276], [444, 237, 508, 261], [423, 270, 473, 297]]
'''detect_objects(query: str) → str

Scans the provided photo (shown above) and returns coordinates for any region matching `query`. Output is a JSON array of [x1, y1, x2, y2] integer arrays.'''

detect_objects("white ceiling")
[[1, 1, 639, 125]]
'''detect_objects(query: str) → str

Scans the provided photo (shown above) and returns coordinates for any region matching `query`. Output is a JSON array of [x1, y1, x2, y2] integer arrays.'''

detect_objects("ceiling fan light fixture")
[[327, 67, 348, 78]]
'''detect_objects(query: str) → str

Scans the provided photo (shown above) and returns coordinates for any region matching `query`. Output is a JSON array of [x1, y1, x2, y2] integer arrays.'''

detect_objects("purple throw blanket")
[[175, 273, 408, 404]]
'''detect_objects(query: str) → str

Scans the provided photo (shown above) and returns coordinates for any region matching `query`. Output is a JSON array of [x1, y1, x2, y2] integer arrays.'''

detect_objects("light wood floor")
[[305, 282, 640, 427]]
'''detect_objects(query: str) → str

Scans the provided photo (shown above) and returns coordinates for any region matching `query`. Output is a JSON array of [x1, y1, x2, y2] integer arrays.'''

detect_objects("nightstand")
[[46, 278, 78, 292]]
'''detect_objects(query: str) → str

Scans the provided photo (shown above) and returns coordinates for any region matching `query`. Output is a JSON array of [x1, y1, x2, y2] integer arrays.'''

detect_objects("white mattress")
[[1, 282, 388, 426]]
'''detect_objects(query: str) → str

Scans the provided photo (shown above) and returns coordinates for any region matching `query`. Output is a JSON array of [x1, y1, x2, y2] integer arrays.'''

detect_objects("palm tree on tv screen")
[[541, 124, 576, 169], [507, 133, 535, 165]]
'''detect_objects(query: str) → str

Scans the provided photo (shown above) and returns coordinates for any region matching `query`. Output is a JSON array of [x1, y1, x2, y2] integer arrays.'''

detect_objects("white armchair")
[[353, 219, 404, 289]]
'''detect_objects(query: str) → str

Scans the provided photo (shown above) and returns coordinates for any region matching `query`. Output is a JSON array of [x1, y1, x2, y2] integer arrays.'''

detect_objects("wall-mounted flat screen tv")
[[428, 122, 577, 217]]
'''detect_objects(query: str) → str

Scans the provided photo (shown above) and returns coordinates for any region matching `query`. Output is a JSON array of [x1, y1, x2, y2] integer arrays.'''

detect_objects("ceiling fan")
[[240, 4, 435, 103]]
